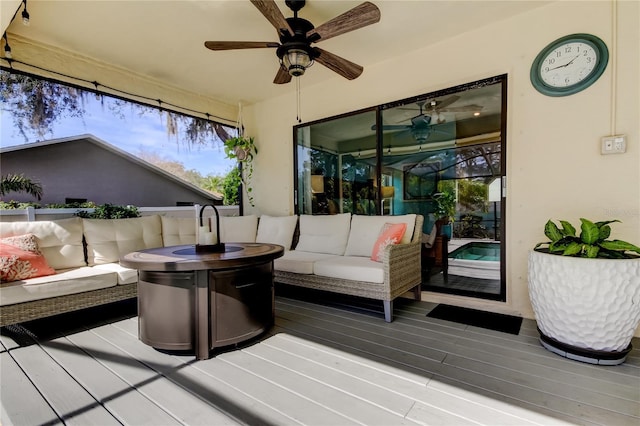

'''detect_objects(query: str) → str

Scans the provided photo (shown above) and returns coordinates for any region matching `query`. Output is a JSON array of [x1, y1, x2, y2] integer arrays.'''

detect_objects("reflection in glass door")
[[294, 75, 506, 301]]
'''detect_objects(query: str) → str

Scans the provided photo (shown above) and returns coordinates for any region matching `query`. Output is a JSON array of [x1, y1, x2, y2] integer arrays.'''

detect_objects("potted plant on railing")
[[528, 218, 640, 365], [224, 136, 257, 207]]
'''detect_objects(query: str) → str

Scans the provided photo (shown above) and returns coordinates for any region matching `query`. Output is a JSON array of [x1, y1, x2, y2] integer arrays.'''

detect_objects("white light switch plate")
[[601, 135, 626, 155]]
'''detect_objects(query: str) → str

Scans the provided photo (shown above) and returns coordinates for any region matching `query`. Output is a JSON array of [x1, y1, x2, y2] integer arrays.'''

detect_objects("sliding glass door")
[[294, 75, 506, 301]]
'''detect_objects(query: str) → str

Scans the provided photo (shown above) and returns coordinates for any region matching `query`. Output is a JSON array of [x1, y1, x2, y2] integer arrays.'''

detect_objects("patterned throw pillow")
[[1, 233, 42, 254], [370, 222, 407, 262], [0, 234, 55, 282]]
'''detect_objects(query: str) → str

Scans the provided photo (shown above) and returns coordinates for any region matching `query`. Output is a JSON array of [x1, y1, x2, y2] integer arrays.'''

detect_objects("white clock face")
[[539, 41, 598, 88]]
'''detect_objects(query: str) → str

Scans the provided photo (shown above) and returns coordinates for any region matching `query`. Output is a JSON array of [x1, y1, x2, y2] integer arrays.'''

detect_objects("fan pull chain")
[[296, 77, 302, 123]]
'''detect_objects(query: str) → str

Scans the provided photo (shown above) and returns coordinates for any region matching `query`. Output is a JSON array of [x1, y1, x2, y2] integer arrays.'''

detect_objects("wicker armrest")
[[382, 240, 422, 296]]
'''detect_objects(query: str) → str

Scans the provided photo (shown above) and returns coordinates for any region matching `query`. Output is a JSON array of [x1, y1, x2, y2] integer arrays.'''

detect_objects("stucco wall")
[[244, 0, 640, 330]]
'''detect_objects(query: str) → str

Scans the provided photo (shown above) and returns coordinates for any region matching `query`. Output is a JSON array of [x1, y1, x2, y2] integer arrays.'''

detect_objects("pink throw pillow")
[[0, 234, 56, 282], [371, 223, 407, 262]]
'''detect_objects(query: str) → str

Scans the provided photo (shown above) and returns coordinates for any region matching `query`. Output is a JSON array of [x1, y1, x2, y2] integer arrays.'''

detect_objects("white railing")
[[0, 205, 240, 222]]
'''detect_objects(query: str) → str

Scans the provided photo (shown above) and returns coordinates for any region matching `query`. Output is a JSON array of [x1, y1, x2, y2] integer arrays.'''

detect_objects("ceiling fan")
[[204, 0, 381, 84]]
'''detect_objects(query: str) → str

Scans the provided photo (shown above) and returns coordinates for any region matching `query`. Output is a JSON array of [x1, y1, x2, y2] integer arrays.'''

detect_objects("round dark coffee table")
[[120, 243, 284, 359]]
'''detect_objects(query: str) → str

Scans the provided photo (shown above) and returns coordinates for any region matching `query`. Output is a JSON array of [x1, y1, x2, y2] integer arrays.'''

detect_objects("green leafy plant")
[[433, 181, 456, 223], [223, 136, 257, 206], [535, 218, 640, 259], [222, 167, 242, 206], [0, 174, 43, 200], [75, 203, 140, 219], [0, 200, 41, 209]]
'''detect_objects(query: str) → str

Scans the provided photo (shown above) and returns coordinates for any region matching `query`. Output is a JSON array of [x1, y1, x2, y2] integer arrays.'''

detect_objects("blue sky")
[[1, 96, 236, 177]]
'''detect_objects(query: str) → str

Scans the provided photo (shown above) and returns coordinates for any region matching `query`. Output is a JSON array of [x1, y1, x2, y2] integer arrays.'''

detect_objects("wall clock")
[[530, 33, 608, 97]]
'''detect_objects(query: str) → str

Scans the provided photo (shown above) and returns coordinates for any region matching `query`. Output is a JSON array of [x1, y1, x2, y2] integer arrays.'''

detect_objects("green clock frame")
[[530, 33, 609, 97]]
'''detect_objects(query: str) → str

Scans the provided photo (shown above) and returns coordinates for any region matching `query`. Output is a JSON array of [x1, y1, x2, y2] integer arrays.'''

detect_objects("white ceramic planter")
[[528, 250, 640, 363]]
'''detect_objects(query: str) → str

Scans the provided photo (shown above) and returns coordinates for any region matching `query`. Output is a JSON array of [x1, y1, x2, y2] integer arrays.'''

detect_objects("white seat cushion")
[[313, 256, 384, 284], [344, 214, 416, 257], [295, 213, 351, 255], [274, 251, 341, 274], [93, 263, 138, 285], [83, 215, 163, 265], [0, 217, 86, 269], [0, 267, 117, 306], [256, 215, 298, 250]]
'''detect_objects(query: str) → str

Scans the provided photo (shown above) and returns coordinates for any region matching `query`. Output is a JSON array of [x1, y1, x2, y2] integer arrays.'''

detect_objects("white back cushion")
[[221, 215, 258, 243], [0, 217, 85, 269], [295, 213, 351, 255], [344, 214, 417, 257], [161, 216, 196, 246], [83, 215, 163, 265], [162, 215, 258, 246], [256, 215, 298, 250]]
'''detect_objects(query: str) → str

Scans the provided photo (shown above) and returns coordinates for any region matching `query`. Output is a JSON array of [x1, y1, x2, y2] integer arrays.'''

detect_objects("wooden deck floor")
[[1, 294, 638, 426]]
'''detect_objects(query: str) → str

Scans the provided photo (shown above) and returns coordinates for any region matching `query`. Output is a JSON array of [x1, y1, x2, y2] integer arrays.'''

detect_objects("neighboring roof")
[[0, 134, 222, 201]]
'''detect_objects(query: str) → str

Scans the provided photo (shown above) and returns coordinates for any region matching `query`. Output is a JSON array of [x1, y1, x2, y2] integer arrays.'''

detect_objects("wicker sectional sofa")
[[274, 213, 423, 322], [0, 213, 423, 326]]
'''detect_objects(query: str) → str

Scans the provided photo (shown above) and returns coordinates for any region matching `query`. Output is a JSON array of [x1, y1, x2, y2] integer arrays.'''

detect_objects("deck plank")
[[7, 344, 119, 425], [190, 350, 363, 425], [241, 341, 417, 418], [0, 351, 62, 426], [266, 333, 548, 426], [275, 298, 632, 425], [39, 335, 183, 425], [82, 323, 260, 425], [90, 322, 299, 426], [2, 296, 639, 426]]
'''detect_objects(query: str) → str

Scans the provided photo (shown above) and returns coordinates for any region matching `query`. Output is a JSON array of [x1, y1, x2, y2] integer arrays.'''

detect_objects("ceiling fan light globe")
[[412, 127, 430, 144], [282, 49, 314, 76]]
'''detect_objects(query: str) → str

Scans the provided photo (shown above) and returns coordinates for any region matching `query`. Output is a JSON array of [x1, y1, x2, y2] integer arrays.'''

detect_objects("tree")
[[0, 71, 233, 145], [222, 167, 241, 206], [200, 175, 225, 194], [0, 174, 43, 200]]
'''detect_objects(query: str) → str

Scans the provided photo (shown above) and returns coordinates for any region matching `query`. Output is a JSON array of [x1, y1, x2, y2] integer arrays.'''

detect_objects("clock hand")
[[564, 54, 580, 67], [548, 54, 581, 71]]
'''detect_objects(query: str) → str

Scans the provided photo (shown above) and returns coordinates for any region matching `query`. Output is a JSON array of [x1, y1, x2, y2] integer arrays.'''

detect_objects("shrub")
[[75, 203, 140, 219]]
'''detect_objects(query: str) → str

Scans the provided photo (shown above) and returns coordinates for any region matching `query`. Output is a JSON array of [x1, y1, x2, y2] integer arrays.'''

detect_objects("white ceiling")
[[4, 0, 550, 108]]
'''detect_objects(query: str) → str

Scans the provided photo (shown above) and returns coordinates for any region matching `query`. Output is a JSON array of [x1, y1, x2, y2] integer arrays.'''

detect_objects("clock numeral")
[[556, 51, 562, 58], [564, 46, 572, 53], [548, 58, 556, 65]]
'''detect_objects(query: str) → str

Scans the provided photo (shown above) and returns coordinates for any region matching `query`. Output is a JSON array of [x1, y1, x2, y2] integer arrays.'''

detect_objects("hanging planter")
[[224, 136, 258, 207]]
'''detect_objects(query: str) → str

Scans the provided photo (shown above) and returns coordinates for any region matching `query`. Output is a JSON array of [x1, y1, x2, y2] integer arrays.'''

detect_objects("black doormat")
[[426, 304, 522, 335]]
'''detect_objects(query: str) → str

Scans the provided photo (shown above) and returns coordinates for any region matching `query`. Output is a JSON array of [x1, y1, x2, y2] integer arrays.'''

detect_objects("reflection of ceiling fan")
[[204, 0, 381, 84], [374, 96, 484, 143], [373, 101, 450, 144], [421, 95, 483, 123]]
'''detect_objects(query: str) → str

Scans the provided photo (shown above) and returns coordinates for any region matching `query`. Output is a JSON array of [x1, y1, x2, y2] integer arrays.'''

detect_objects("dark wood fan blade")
[[274, 66, 292, 84], [307, 2, 380, 42], [314, 47, 363, 80], [204, 41, 279, 51], [250, 0, 294, 37]]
